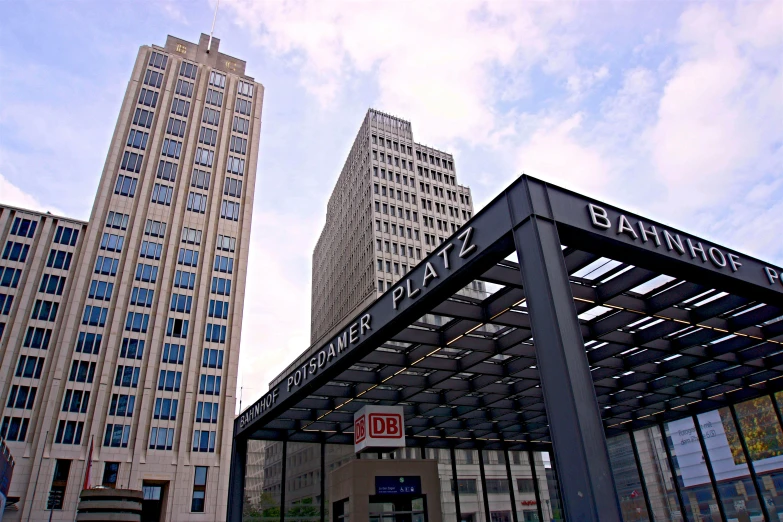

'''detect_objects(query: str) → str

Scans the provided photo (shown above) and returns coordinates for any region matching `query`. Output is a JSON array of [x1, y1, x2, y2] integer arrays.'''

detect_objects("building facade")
[[0, 33, 262, 521], [310, 109, 475, 346]]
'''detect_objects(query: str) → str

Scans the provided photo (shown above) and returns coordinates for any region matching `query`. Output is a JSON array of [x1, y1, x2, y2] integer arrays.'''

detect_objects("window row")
[[120, 151, 143, 174], [127, 128, 148, 150], [199, 374, 221, 395], [54, 225, 79, 246], [196, 401, 219, 423], [125, 312, 149, 333], [96, 256, 119, 276], [0, 294, 11, 312], [171, 98, 190, 117], [175, 270, 196, 289], [182, 226, 201, 245], [374, 201, 417, 222], [120, 338, 144, 360], [165, 117, 186, 139], [205, 323, 226, 343], [149, 427, 175, 450], [0, 267, 21, 288], [2, 241, 29, 263], [82, 305, 108, 327], [55, 419, 83, 445], [140, 240, 162, 260], [202, 348, 224, 369], [23, 326, 52, 349], [154, 397, 178, 420], [115, 365, 140, 388], [47, 249, 73, 269], [193, 430, 216, 453], [175, 78, 193, 98], [138, 88, 158, 108], [0, 293, 12, 315], [109, 393, 135, 417], [15, 354, 44, 379], [6, 385, 36, 410], [68, 360, 96, 383], [166, 317, 189, 338], [0, 416, 29, 442], [216, 234, 236, 252], [75, 332, 102, 354], [133, 108, 153, 129], [162, 343, 186, 364], [158, 370, 182, 392], [221, 200, 240, 221], [62, 389, 89, 413], [10, 217, 37, 238], [104, 423, 131, 448], [106, 211, 129, 230], [145, 219, 167, 238]]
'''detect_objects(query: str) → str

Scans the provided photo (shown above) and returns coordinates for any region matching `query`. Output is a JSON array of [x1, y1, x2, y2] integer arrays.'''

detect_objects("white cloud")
[[516, 112, 610, 194], [649, 2, 783, 215], [223, 0, 578, 147], [0, 171, 65, 216]]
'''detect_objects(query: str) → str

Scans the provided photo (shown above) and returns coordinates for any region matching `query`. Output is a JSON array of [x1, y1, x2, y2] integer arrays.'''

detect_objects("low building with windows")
[[0, 32, 262, 522]]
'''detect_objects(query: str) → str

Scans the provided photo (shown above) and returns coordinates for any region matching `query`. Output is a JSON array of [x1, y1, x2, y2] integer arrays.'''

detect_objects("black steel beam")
[[226, 435, 246, 522], [512, 180, 622, 521]]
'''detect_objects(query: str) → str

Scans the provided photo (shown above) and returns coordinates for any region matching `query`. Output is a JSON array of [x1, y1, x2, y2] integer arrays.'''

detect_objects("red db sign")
[[354, 406, 405, 453]]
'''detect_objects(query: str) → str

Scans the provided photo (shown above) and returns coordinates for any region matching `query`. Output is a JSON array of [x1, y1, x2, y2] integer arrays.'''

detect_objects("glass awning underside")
[[250, 247, 783, 449]]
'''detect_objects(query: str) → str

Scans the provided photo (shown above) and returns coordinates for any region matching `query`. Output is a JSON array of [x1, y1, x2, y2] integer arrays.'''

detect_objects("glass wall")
[[283, 442, 324, 521], [734, 395, 783, 519], [608, 432, 652, 521], [244, 439, 284, 521], [632, 428, 681, 522], [240, 393, 783, 522]]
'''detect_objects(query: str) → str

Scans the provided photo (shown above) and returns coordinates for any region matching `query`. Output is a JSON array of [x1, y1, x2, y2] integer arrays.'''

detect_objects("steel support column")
[[226, 436, 247, 522], [511, 196, 622, 521], [450, 447, 462, 522], [280, 439, 288, 522], [693, 415, 728, 522], [503, 448, 519, 522], [629, 432, 655, 520], [477, 449, 491, 522], [527, 451, 544, 522], [657, 422, 690, 522], [320, 442, 326, 522]]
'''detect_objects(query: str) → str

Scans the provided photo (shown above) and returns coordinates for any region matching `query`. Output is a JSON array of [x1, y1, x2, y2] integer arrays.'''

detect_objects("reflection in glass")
[[736, 395, 783, 520], [696, 409, 762, 520], [608, 432, 651, 521], [632, 428, 682, 521], [664, 417, 722, 521]]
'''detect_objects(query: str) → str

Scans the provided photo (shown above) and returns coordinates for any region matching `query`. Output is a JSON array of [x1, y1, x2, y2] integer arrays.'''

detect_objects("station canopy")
[[235, 175, 783, 452]]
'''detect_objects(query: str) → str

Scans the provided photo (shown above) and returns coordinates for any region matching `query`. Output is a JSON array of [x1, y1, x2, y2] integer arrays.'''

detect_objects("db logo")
[[369, 413, 402, 438], [354, 415, 366, 444]]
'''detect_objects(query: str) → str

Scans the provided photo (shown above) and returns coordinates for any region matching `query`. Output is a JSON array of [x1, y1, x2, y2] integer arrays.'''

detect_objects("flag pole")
[[207, 0, 221, 53], [82, 435, 94, 490]]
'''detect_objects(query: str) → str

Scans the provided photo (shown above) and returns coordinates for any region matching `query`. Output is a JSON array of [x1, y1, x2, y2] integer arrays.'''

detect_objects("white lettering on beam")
[[586, 203, 744, 273]]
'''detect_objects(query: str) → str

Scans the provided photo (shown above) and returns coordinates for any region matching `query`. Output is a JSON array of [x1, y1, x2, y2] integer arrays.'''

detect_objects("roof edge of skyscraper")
[[0, 202, 86, 224], [156, 33, 257, 80]]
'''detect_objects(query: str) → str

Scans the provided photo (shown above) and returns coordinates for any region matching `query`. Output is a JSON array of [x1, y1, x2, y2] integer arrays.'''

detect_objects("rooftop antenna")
[[207, 0, 220, 53]]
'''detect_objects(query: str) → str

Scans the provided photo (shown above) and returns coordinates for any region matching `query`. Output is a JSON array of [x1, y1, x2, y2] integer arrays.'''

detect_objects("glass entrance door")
[[368, 495, 427, 522]]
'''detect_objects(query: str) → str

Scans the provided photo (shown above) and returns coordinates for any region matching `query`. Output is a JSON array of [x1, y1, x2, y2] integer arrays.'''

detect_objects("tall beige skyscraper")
[[0, 33, 262, 522], [310, 109, 475, 345]]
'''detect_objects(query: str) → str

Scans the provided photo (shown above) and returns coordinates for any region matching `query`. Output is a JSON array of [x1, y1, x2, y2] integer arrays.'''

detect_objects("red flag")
[[83, 437, 94, 490]]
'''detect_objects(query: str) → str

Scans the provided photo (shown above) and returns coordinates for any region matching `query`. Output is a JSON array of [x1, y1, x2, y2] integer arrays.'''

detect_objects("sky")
[[0, 0, 781, 411]]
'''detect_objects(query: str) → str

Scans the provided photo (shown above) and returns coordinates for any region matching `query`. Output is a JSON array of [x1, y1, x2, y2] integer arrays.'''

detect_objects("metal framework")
[[229, 175, 783, 522]]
